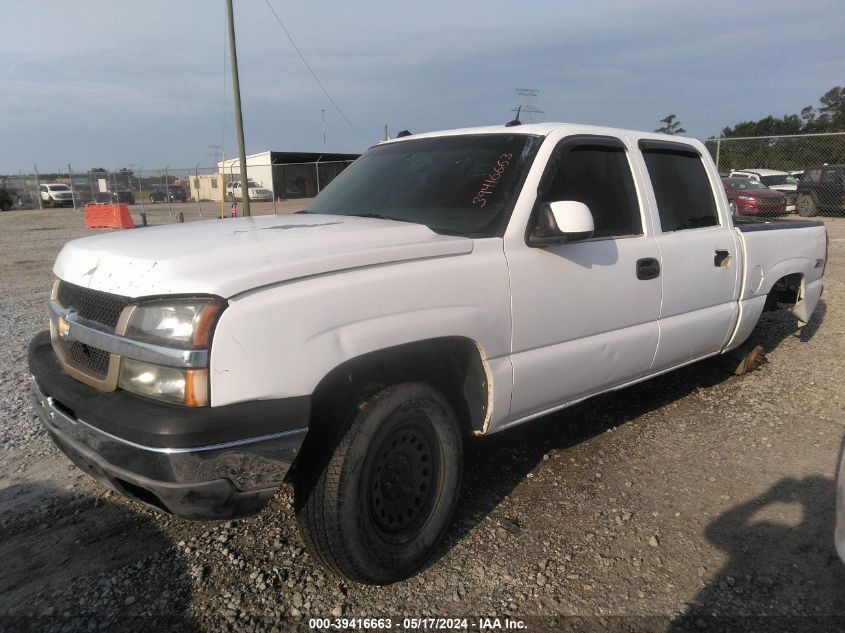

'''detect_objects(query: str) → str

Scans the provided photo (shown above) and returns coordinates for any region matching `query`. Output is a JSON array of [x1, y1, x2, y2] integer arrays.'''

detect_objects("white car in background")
[[729, 169, 799, 211], [226, 180, 273, 202], [39, 183, 76, 208]]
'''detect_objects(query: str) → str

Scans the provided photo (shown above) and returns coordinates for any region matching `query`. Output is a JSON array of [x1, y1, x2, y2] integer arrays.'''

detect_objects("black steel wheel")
[[368, 420, 442, 541], [797, 194, 817, 217], [295, 382, 463, 584]]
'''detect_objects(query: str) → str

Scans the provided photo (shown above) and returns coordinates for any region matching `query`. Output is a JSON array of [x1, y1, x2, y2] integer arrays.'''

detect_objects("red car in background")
[[722, 177, 788, 216]]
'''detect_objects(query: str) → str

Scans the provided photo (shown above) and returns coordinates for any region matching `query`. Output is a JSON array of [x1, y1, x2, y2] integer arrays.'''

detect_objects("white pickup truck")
[[29, 123, 827, 584]]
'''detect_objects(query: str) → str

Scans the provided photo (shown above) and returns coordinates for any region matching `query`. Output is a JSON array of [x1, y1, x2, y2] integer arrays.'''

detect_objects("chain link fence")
[[704, 132, 845, 218], [0, 159, 355, 217], [3, 135, 844, 221]]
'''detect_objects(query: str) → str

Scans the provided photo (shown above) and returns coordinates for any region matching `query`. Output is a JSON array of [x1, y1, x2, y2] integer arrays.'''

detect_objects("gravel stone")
[[1, 209, 844, 631]]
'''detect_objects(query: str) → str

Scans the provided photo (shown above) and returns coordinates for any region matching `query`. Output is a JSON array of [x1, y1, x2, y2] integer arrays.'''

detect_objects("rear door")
[[506, 134, 662, 420], [637, 139, 741, 371]]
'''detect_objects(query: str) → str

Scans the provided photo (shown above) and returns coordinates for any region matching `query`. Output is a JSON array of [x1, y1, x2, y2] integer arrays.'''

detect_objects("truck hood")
[[54, 214, 474, 298]]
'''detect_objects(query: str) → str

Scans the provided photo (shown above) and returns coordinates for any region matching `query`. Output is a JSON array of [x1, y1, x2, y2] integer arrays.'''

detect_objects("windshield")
[[48, 185, 70, 191], [305, 134, 542, 237], [724, 178, 767, 190], [760, 175, 796, 186]]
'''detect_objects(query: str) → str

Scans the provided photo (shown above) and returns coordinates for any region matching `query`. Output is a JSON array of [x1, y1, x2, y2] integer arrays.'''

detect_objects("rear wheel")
[[797, 194, 817, 217], [0, 200, 11, 211], [295, 382, 463, 584]]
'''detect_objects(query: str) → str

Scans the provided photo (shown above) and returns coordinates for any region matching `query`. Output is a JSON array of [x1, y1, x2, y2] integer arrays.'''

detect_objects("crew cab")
[[28, 123, 827, 584]]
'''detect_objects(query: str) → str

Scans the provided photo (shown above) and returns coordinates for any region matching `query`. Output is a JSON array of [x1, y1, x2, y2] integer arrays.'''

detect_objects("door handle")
[[714, 249, 731, 267], [636, 257, 660, 280]]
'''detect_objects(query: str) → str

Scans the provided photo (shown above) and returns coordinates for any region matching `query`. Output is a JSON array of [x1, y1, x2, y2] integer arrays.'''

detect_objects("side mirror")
[[527, 201, 594, 246]]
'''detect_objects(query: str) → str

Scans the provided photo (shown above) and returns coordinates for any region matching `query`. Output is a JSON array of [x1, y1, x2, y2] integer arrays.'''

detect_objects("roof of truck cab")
[[379, 122, 695, 144]]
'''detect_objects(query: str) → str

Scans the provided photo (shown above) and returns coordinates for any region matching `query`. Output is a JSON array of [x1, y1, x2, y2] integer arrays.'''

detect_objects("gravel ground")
[[1, 206, 844, 633]]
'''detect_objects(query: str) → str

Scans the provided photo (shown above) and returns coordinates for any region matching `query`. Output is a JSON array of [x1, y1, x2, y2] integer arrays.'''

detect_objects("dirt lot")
[[1, 205, 844, 632]]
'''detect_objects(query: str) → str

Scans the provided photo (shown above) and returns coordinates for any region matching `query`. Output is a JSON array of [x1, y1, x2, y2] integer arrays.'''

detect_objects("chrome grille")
[[54, 281, 129, 382], [57, 281, 129, 331], [59, 340, 110, 378]]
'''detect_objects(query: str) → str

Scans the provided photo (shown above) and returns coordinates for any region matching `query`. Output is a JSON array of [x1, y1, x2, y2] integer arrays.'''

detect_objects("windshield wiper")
[[349, 212, 416, 224]]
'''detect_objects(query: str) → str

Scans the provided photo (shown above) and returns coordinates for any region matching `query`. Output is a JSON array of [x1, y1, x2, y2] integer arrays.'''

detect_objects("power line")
[[263, 0, 372, 143]]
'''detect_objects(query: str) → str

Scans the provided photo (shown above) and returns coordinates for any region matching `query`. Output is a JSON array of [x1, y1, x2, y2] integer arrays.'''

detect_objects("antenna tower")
[[511, 88, 544, 123]]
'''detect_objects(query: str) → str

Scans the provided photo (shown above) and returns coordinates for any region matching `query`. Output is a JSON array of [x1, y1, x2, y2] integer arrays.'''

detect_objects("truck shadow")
[[0, 483, 200, 632], [668, 474, 845, 631], [751, 298, 826, 349], [433, 300, 827, 569]]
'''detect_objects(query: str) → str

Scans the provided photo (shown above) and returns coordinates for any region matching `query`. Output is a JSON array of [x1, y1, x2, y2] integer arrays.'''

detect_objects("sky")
[[1, 0, 843, 175]]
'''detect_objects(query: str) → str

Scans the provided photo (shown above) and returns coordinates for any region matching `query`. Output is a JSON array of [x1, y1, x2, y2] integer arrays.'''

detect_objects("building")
[[190, 174, 225, 202], [215, 150, 359, 201]]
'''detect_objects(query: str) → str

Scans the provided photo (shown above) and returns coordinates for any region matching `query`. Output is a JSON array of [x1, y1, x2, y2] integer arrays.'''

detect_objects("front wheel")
[[0, 200, 11, 211], [295, 382, 463, 584], [797, 194, 818, 217]]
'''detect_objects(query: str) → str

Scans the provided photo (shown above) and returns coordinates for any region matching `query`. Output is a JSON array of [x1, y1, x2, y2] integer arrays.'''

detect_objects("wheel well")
[[764, 273, 803, 311], [310, 338, 489, 439]]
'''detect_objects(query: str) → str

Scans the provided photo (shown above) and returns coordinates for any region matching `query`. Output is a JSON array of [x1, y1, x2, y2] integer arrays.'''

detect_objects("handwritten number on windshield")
[[472, 154, 513, 207]]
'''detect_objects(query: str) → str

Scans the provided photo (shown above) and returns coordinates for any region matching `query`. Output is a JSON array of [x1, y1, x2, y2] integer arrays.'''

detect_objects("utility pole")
[[34, 164, 42, 210], [321, 108, 326, 148], [165, 165, 172, 217], [138, 166, 145, 214], [208, 144, 225, 219], [195, 163, 202, 217], [384, 124, 388, 141], [68, 163, 77, 210], [226, 0, 250, 217]]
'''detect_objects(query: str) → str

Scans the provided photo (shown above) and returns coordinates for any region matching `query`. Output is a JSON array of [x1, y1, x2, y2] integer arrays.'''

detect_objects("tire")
[[0, 200, 11, 211], [797, 194, 817, 217], [295, 382, 463, 584]]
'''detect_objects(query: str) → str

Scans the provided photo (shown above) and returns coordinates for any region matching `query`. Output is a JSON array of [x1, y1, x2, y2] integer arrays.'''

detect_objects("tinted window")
[[822, 169, 843, 184], [805, 169, 821, 183], [307, 134, 542, 237], [760, 175, 791, 186], [642, 149, 718, 232], [539, 143, 641, 239]]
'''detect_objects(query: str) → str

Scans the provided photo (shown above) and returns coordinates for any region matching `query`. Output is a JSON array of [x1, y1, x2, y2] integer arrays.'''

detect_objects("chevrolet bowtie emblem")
[[57, 311, 75, 340]]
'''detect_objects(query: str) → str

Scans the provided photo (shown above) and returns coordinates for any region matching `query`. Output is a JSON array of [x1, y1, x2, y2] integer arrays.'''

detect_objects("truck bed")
[[731, 215, 825, 232]]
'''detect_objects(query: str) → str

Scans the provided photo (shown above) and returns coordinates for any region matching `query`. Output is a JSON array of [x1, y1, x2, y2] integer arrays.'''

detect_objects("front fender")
[[208, 240, 512, 413]]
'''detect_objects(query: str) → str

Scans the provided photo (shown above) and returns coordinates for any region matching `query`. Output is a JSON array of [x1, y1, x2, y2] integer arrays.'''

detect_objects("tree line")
[[657, 85, 845, 169]]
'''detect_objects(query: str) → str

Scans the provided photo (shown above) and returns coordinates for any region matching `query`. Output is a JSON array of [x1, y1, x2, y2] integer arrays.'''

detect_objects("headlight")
[[119, 358, 209, 406], [119, 298, 223, 406], [125, 299, 223, 348]]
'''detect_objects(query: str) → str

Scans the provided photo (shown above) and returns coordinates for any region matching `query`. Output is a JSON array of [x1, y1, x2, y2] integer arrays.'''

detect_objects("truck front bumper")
[[28, 331, 309, 520]]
